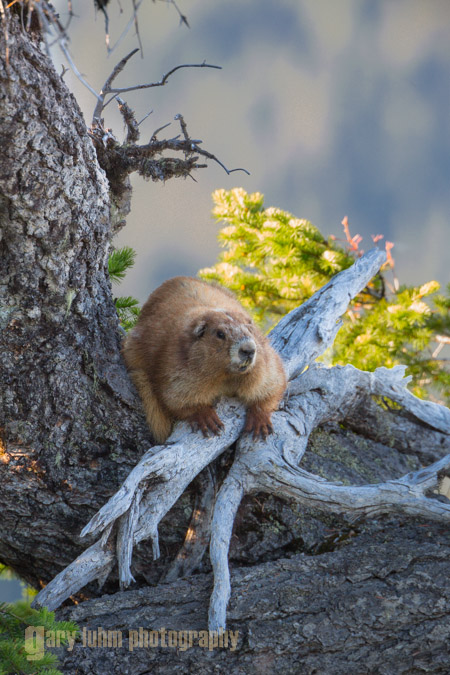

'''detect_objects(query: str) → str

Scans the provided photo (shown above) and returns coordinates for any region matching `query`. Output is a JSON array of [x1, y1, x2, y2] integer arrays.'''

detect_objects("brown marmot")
[[122, 276, 287, 443]]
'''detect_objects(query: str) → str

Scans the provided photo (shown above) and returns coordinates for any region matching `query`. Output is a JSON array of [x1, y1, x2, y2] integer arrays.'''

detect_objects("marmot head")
[[186, 309, 258, 374]]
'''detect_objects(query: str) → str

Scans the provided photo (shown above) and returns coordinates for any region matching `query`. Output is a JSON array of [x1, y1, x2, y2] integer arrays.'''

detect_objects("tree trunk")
[[1, 13, 450, 674], [0, 13, 151, 589]]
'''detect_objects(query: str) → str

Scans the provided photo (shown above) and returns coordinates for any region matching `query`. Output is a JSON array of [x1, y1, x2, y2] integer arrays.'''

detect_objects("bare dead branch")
[[188, 144, 251, 176], [174, 113, 251, 175], [30, 252, 382, 597], [150, 122, 172, 140], [33, 528, 116, 612], [61, 0, 74, 36], [92, 48, 140, 123], [270, 248, 388, 379], [174, 112, 189, 141], [92, 57, 221, 127], [137, 109, 153, 126], [208, 362, 450, 630], [108, 61, 222, 95], [90, 106, 249, 207], [48, 0, 75, 47]]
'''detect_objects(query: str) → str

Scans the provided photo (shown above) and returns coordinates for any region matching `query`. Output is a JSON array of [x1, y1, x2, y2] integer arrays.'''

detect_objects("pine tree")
[[199, 188, 450, 404]]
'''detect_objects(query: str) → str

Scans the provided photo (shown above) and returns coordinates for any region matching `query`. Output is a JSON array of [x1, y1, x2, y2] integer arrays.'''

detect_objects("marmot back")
[[123, 276, 286, 443]]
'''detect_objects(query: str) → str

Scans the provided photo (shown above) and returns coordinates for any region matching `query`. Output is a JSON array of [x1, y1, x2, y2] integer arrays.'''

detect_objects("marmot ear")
[[193, 321, 207, 339]]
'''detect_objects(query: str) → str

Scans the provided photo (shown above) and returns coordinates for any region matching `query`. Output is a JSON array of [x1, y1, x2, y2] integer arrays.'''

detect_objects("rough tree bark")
[[1, 10, 450, 675], [0, 12, 152, 590], [0, 9, 231, 591]]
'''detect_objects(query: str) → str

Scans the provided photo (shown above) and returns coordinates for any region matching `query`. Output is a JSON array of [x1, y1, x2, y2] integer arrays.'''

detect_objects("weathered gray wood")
[[33, 403, 246, 609], [34, 249, 385, 608], [269, 247, 386, 378], [208, 363, 450, 629], [33, 249, 450, 632], [367, 364, 450, 434], [34, 526, 115, 612]]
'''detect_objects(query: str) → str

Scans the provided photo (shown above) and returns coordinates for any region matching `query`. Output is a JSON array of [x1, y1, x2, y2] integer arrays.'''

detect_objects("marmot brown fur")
[[122, 276, 287, 443]]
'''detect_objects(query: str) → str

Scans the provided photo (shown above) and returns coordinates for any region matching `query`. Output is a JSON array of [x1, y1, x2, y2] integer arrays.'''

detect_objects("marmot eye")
[[216, 330, 226, 340]]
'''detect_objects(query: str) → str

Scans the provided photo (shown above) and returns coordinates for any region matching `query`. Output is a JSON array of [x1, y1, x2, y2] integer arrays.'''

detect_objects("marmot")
[[122, 276, 287, 443]]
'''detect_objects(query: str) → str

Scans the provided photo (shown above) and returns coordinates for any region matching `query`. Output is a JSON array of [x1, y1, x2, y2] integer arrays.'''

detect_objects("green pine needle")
[[108, 246, 137, 284], [0, 601, 78, 675]]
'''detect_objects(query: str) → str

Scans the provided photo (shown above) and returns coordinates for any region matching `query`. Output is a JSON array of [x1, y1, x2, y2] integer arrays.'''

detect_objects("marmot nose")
[[238, 344, 256, 361]]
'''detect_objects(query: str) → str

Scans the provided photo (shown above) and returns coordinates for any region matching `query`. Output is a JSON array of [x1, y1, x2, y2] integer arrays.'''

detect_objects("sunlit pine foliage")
[[199, 188, 450, 404]]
